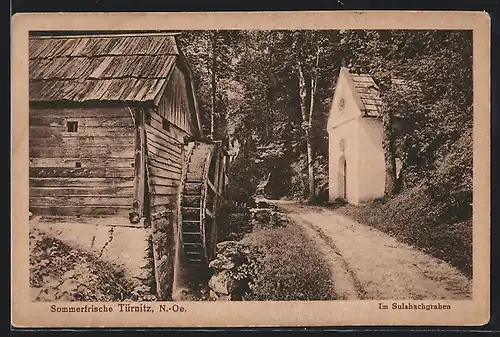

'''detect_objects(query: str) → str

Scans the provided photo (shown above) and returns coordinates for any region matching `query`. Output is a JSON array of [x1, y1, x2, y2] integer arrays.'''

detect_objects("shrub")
[[226, 155, 262, 203], [30, 227, 157, 302]]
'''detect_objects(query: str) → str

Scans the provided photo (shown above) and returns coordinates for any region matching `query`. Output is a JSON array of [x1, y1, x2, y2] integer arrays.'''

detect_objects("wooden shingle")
[[29, 33, 181, 104]]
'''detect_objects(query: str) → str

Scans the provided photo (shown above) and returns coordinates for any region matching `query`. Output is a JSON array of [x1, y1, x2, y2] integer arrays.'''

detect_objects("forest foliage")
[[177, 30, 473, 222]]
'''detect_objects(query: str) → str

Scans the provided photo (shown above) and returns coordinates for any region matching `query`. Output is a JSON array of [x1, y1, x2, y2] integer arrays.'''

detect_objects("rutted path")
[[270, 200, 472, 300]]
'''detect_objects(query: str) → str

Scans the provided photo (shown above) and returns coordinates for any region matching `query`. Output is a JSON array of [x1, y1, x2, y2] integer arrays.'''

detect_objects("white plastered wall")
[[328, 69, 362, 204], [328, 120, 359, 203], [356, 117, 385, 203]]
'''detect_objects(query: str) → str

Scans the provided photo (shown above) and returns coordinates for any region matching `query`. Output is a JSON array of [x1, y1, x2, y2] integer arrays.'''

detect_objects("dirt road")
[[271, 201, 472, 300]]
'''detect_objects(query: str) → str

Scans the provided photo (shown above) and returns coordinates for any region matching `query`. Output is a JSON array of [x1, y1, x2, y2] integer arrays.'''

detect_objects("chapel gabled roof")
[[342, 67, 420, 118], [29, 32, 183, 104]]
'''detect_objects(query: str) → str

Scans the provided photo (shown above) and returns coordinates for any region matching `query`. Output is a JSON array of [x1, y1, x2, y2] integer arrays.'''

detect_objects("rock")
[[247, 198, 257, 208], [226, 233, 242, 241], [209, 290, 218, 300], [249, 209, 289, 229], [216, 240, 238, 252], [208, 270, 232, 295], [62, 270, 76, 279], [209, 290, 231, 301], [209, 258, 235, 271], [251, 209, 272, 223], [215, 241, 252, 262]]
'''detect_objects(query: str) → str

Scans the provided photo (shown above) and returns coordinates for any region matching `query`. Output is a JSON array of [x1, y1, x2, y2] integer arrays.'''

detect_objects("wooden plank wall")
[[145, 110, 186, 219], [29, 107, 136, 217], [158, 66, 193, 135], [146, 64, 197, 299], [145, 108, 189, 300]]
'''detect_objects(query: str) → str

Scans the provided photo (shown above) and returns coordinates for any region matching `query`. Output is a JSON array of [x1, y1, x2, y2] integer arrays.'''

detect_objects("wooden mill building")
[[28, 31, 225, 300], [29, 31, 202, 221]]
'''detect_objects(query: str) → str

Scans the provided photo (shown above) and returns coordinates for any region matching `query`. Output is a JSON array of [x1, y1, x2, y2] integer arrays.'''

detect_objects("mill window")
[[162, 118, 170, 131], [67, 121, 78, 132]]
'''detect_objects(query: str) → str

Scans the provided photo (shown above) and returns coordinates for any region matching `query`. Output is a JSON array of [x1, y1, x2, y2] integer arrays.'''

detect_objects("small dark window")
[[75, 162, 82, 168], [67, 121, 78, 132], [131, 163, 135, 168], [162, 118, 170, 131]]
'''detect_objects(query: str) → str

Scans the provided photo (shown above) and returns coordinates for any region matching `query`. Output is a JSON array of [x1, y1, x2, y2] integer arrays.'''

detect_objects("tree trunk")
[[297, 63, 310, 200], [306, 131, 315, 202], [307, 46, 321, 202], [382, 107, 397, 197], [307, 76, 316, 203], [210, 31, 217, 139], [297, 45, 320, 203]]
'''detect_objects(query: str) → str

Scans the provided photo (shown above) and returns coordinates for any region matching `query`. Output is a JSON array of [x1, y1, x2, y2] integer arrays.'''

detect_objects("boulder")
[[208, 240, 257, 301], [208, 270, 233, 295], [209, 289, 231, 301], [250, 209, 289, 229], [209, 257, 235, 271]]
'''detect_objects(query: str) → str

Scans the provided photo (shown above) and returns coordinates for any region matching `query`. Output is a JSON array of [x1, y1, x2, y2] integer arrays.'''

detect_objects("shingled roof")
[[344, 68, 420, 118], [29, 32, 184, 103]]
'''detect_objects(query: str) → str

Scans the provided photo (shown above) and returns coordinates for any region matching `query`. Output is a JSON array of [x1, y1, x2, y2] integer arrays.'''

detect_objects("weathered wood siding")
[[145, 110, 187, 217], [146, 64, 195, 300], [157, 65, 194, 135], [29, 107, 136, 217], [145, 108, 189, 300]]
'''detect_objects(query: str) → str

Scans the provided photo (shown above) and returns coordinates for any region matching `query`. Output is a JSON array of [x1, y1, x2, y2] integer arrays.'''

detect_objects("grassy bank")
[[29, 225, 156, 301], [239, 215, 337, 301], [335, 185, 472, 278]]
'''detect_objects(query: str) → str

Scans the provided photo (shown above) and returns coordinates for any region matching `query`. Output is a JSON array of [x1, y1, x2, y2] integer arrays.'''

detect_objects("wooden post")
[[132, 108, 146, 221], [210, 31, 217, 139]]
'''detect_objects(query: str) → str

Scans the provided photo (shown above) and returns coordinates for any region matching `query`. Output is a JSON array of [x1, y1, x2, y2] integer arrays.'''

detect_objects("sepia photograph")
[[12, 11, 490, 327]]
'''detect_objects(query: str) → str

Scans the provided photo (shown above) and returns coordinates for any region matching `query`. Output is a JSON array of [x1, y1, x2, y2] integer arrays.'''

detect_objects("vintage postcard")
[[11, 11, 491, 327]]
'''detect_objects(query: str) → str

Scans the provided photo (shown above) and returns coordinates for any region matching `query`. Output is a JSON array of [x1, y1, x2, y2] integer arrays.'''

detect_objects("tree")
[[380, 81, 398, 196], [177, 29, 472, 208], [177, 30, 242, 141], [289, 31, 340, 201], [339, 29, 473, 193], [297, 45, 321, 202], [228, 30, 340, 201]]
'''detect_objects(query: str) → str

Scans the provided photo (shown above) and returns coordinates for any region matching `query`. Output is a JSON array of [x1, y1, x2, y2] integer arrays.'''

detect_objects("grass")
[[239, 215, 337, 301], [335, 185, 472, 278]]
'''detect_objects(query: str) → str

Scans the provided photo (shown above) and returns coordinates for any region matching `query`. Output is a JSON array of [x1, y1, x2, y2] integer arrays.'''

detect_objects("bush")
[[226, 155, 262, 203], [427, 126, 473, 224], [288, 154, 308, 199], [30, 227, 157, 301]]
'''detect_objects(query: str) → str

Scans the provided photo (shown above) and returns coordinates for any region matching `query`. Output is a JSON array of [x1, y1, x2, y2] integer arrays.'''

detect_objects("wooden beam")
[[205, 209, 214, 219], [29, 167, 134, 178], [206, 179, 222, 199], [132, 107, 146, 219]]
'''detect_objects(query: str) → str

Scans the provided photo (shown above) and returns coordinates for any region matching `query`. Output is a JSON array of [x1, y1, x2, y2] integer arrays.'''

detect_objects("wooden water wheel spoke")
[[178, 141, 227, 267]]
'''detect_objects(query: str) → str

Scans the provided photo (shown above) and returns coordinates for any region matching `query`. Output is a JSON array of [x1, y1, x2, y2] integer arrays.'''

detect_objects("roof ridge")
[[30, 32, 182, 39], [30, 76, 172, 81], [30, 53, 179, 59]]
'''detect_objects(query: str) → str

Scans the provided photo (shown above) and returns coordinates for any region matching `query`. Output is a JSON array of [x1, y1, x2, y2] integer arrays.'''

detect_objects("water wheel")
[[178, 141, 228, 267]]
